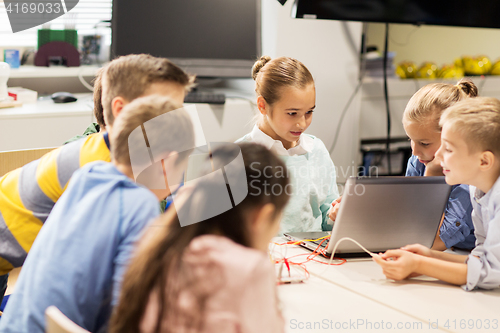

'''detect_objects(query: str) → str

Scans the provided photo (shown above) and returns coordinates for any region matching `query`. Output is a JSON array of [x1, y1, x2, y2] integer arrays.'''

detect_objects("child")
[[0, 95, 195, 332], [109, 143, 289, 333], [0, 54, 195, 304], [403, 79, 478, 250], [374, 97, 500, 291], [237, 56, 339, 233], [64, 67, 105, 144]]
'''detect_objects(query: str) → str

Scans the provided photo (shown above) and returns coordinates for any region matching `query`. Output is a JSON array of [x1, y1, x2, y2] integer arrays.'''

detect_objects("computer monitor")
[[292, 0, 500, 29], [111, 0, 261, 78]]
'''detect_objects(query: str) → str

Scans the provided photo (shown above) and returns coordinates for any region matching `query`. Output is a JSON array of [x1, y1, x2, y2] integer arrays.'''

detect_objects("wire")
[[328, 81, 363, 154], [274, 235, 453, 333], [274, 235, 330, 246], [225, 95, 258, 107], [78, 68, 94, 92], [327, 237, 375, 266], [389, 25, 420, 46], [383, 23, 392, 175], [328, 23, 368, 155], [273, 236, 347, 269]]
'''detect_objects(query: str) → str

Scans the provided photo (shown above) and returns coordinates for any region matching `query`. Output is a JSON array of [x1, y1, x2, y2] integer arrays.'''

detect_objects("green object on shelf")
[[37, 29, 78, 50]]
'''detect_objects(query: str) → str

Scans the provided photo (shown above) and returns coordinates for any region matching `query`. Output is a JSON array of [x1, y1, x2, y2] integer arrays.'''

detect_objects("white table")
[[0, 93, 94, 151], [274, 240, 500, 333], [0, 95, 256, 152]]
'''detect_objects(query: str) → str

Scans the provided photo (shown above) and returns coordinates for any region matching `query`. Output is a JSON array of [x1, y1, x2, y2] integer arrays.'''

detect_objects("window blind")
[[0, 0, 112, 48]]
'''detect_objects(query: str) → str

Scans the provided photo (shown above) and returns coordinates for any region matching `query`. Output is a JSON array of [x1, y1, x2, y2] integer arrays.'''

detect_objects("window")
[[0, 0, 112, 48]]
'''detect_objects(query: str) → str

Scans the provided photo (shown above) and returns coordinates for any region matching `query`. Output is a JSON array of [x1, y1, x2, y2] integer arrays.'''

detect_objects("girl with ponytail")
[[238, 56, 340, 234], [403, 78, 478, 250]]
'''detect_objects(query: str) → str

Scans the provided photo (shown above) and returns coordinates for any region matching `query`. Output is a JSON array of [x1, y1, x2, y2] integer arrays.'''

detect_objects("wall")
[[3, 1, 365, 185], [262, 0, 363, 183], [366, 23, 500, 67]]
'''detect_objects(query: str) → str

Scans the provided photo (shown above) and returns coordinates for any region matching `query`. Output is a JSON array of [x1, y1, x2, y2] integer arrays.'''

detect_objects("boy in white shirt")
[[373, 97, 500, 290]]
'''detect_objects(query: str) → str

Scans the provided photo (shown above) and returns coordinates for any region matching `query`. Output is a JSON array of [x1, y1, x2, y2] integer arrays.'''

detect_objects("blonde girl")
[[403, 78, 478, 250], [237, 56, 339, 233]]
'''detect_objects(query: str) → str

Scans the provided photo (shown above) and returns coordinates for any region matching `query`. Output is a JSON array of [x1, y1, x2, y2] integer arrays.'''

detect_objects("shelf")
[[8, 65, 104, 79]]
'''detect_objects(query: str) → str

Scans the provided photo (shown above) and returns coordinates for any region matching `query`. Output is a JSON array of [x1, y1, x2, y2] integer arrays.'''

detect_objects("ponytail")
[[456, 78, 478, 98]]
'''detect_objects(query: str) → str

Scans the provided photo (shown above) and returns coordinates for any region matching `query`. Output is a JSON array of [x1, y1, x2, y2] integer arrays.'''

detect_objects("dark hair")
[[109, 143, 289, 333], [252, 55, 314, 106], [92, 67, 105, 129]]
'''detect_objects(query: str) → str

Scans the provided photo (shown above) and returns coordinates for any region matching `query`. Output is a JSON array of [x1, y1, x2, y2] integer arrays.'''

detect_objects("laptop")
[[283, 176, 452, 258]]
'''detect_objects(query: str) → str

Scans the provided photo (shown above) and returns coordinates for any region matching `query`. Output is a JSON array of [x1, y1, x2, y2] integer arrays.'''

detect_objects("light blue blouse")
[[237, 126, 339, 233], [465, 176, 500, 291]]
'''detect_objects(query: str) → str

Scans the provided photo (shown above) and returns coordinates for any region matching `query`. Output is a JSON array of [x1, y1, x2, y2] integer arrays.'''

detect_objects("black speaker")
[[277, 0, 287, 5]]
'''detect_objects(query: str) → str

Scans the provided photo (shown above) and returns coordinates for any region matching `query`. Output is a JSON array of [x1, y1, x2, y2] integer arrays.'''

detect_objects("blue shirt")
[[0, 162, 160, 333], [465, 176, 500, 290], [406, 156, 475, 249]]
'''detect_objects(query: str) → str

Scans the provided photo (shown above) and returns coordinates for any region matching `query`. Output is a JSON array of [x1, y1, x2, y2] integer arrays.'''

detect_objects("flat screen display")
[[292, 0, 500, 29], [112, 0, 261, 78]]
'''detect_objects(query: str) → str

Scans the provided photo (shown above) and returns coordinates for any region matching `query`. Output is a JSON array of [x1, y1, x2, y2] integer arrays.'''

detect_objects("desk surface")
[[0, 93, 93, 119], [274, 239, 500, 333], [0, 95, 256, 152]]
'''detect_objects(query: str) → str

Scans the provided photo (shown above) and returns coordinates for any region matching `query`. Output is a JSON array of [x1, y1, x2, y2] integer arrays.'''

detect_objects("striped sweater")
[[0, 133, 111, 274]]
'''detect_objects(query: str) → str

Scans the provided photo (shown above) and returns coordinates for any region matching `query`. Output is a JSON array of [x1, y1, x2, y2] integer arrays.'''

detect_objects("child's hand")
[[423, 158, 444, 177], [400, 244, 432, 257], [328, 196, 342, 221], [372, 250, 420, 281]]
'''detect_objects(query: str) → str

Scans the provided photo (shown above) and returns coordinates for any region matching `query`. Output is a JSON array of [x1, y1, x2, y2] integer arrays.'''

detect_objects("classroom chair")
[[0, 147, 56, 311], [45, 306, 90, 333], [0, 147, 55, 177]]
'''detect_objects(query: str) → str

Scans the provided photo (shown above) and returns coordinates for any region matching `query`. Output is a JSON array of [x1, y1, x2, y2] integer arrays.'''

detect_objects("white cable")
[[78, 68, 94, 92], [327, 237, 375, 266], [311, 236, 454, 333]]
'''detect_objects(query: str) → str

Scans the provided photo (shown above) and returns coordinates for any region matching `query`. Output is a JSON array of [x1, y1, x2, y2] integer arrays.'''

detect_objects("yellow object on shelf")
[[437, 64, 464, 79], [462, 55, 492, 76], [490, 59, 500, 75], [416, 62, 438, 79], [396, 61, 417, 79]]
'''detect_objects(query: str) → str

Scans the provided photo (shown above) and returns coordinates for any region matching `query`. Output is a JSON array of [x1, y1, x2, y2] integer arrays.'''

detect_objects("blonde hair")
[[252, 55, 314, 107], [440, 97, 500, 156], [103, 54, 196, 126], [111, 95, 194, 167], [403, 78, 478, 131]]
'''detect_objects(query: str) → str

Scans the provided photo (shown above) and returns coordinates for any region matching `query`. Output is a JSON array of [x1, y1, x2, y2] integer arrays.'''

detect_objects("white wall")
[[262, 0, 363, 183]]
